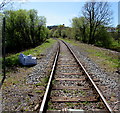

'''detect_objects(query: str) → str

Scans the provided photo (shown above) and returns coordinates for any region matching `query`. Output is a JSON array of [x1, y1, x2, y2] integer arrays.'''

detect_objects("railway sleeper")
[[52, 86, 90, 90], [50, 96, 99, 102]]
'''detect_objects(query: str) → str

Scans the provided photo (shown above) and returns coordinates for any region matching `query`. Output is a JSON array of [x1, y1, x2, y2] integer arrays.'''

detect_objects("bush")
[[95, 27, 113, 48], [5, 9, 49, 53]]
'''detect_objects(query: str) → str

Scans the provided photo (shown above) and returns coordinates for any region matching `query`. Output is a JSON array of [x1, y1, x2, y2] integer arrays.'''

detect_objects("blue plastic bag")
[[19, 53, 37, 66]]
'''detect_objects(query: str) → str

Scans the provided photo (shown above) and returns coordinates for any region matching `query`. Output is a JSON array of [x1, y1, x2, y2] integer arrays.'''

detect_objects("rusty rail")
[[39, 40, 114, 113], [39, 42, 60, 113], [61, 40, 114, 113]]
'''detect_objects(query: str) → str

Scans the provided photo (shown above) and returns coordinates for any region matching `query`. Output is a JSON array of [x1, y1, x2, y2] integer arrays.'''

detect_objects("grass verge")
[[5, 38, 57, 67], [60, 38, 119, 73], [1, 38, 57, 82]]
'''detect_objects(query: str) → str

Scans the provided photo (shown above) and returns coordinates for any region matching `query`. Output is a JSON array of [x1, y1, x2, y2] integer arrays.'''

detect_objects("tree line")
[[2, 9, 49, 53], [50, 2, 120, 51], [1, 1, 120, 54]]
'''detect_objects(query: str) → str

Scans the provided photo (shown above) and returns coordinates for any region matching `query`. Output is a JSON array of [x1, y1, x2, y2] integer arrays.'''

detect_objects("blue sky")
[[118, 1, 120, 25], [12, 1, 118, 27]]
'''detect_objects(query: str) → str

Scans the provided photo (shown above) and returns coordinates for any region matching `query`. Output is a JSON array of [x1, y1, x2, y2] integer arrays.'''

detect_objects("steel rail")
[[61, 40, 114, 113], [39, 42, 60, 113]]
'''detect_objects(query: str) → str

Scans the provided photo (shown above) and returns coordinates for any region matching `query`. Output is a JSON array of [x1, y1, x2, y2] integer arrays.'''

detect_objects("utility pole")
[[1, 17, 6, 87]]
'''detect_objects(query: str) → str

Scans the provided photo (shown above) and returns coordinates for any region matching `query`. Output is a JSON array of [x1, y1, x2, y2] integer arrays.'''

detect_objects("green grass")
[[5, 38, 57, 68], [59, 38, 78, 46], [34, 76, 49, 87], [66, 102, 74, 108], [111, 40, 120, 52], [35, 90, 44, 93], [87, 48, 119, 69], [60, 38, 119, 72], [47, 102, 56, 110], [1, 38, 56, 83]]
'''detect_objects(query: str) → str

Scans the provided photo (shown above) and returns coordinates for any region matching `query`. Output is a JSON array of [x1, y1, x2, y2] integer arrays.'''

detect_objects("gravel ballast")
[[2, 39, 119, 112], [2, 41, 58, 111], [66, 42, 119, 111]]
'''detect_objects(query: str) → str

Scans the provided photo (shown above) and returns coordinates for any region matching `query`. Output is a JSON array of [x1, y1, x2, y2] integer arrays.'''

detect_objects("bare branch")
[[82, 2, 112, 44], [0, 0, 13, 10]]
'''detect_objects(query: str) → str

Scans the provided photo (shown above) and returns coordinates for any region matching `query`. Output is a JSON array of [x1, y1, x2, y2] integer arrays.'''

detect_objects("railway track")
[[39, 40, 114, 113]]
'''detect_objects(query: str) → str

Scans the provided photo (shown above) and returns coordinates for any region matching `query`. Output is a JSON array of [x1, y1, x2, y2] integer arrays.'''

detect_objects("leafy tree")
[[61, 29, 67, 38], [65, 27, 73, 39], [58, 24, 64, 37], [4, 9, 48, 53], [53, 29, 60, 38], [72, 17, 88, 42], [28, 9, 38, 46], [72, 17, 81, 40], [116, 24, 120, 43], [95, 26, 113, 48], [82, 2, 112, 44], [0, 13, 3, 52]]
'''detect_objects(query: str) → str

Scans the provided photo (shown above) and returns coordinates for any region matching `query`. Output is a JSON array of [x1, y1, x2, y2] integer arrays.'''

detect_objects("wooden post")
[[1, 17, 6, 87]]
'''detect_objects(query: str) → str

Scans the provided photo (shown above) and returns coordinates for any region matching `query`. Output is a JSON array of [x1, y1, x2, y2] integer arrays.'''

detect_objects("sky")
[[7, 0, 119, 27], [118, 1, 120, 25]]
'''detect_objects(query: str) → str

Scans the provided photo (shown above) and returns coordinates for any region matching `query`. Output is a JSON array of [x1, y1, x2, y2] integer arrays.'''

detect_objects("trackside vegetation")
[[5, 38, 57, 68], [60, 38, 119, 73], [50, 2, 120, 52], [4, 9, 49, 53], [0, 2, 119, 77], [0, 38, 56, 82]]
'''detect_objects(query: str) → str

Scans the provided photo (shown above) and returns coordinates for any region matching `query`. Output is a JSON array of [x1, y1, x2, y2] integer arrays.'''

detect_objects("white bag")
[[19, 53, 37, 66]]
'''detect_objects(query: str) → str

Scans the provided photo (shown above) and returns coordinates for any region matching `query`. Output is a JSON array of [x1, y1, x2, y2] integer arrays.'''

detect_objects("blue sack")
[[19, 53, 37, 66]]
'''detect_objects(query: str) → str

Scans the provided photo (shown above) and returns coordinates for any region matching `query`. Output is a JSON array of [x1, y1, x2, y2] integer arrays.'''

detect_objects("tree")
[[116, 24, 120, 43], [65, 27, 74, 39], [5, 9, 48, 53], [28, 9, 38, 46], [95, 26, 113, 48], [72, 17, 83, 41], [53, 29, 60, 38], [72, 17, 88, 42], [58, 24, 64, 37], [82, 2, 112, 44], [61, 29, 67, 38], [0, 0, 13, 10]]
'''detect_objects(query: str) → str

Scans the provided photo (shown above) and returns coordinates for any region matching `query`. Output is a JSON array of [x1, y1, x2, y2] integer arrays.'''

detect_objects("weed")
[[66, 102, 74, 108], [41, 76, 49, 83], [52, 80, 56, 85], [26, 97, 30, 102], [48, 102, 56, 110], [25, 108, 29, 111], [96, 102, 104, 109], [74, 90, 79, 94], [79, 90, 86, 95], [35, 90, 43, 93], [18, 102, 21, 105], [35, 82, 42, 87], [83, 101, 89, 105], [47, 69, 51, 74], [48, 102, 53, 106], [63, 89, 70, 93], [60, 38, 119, 72]]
